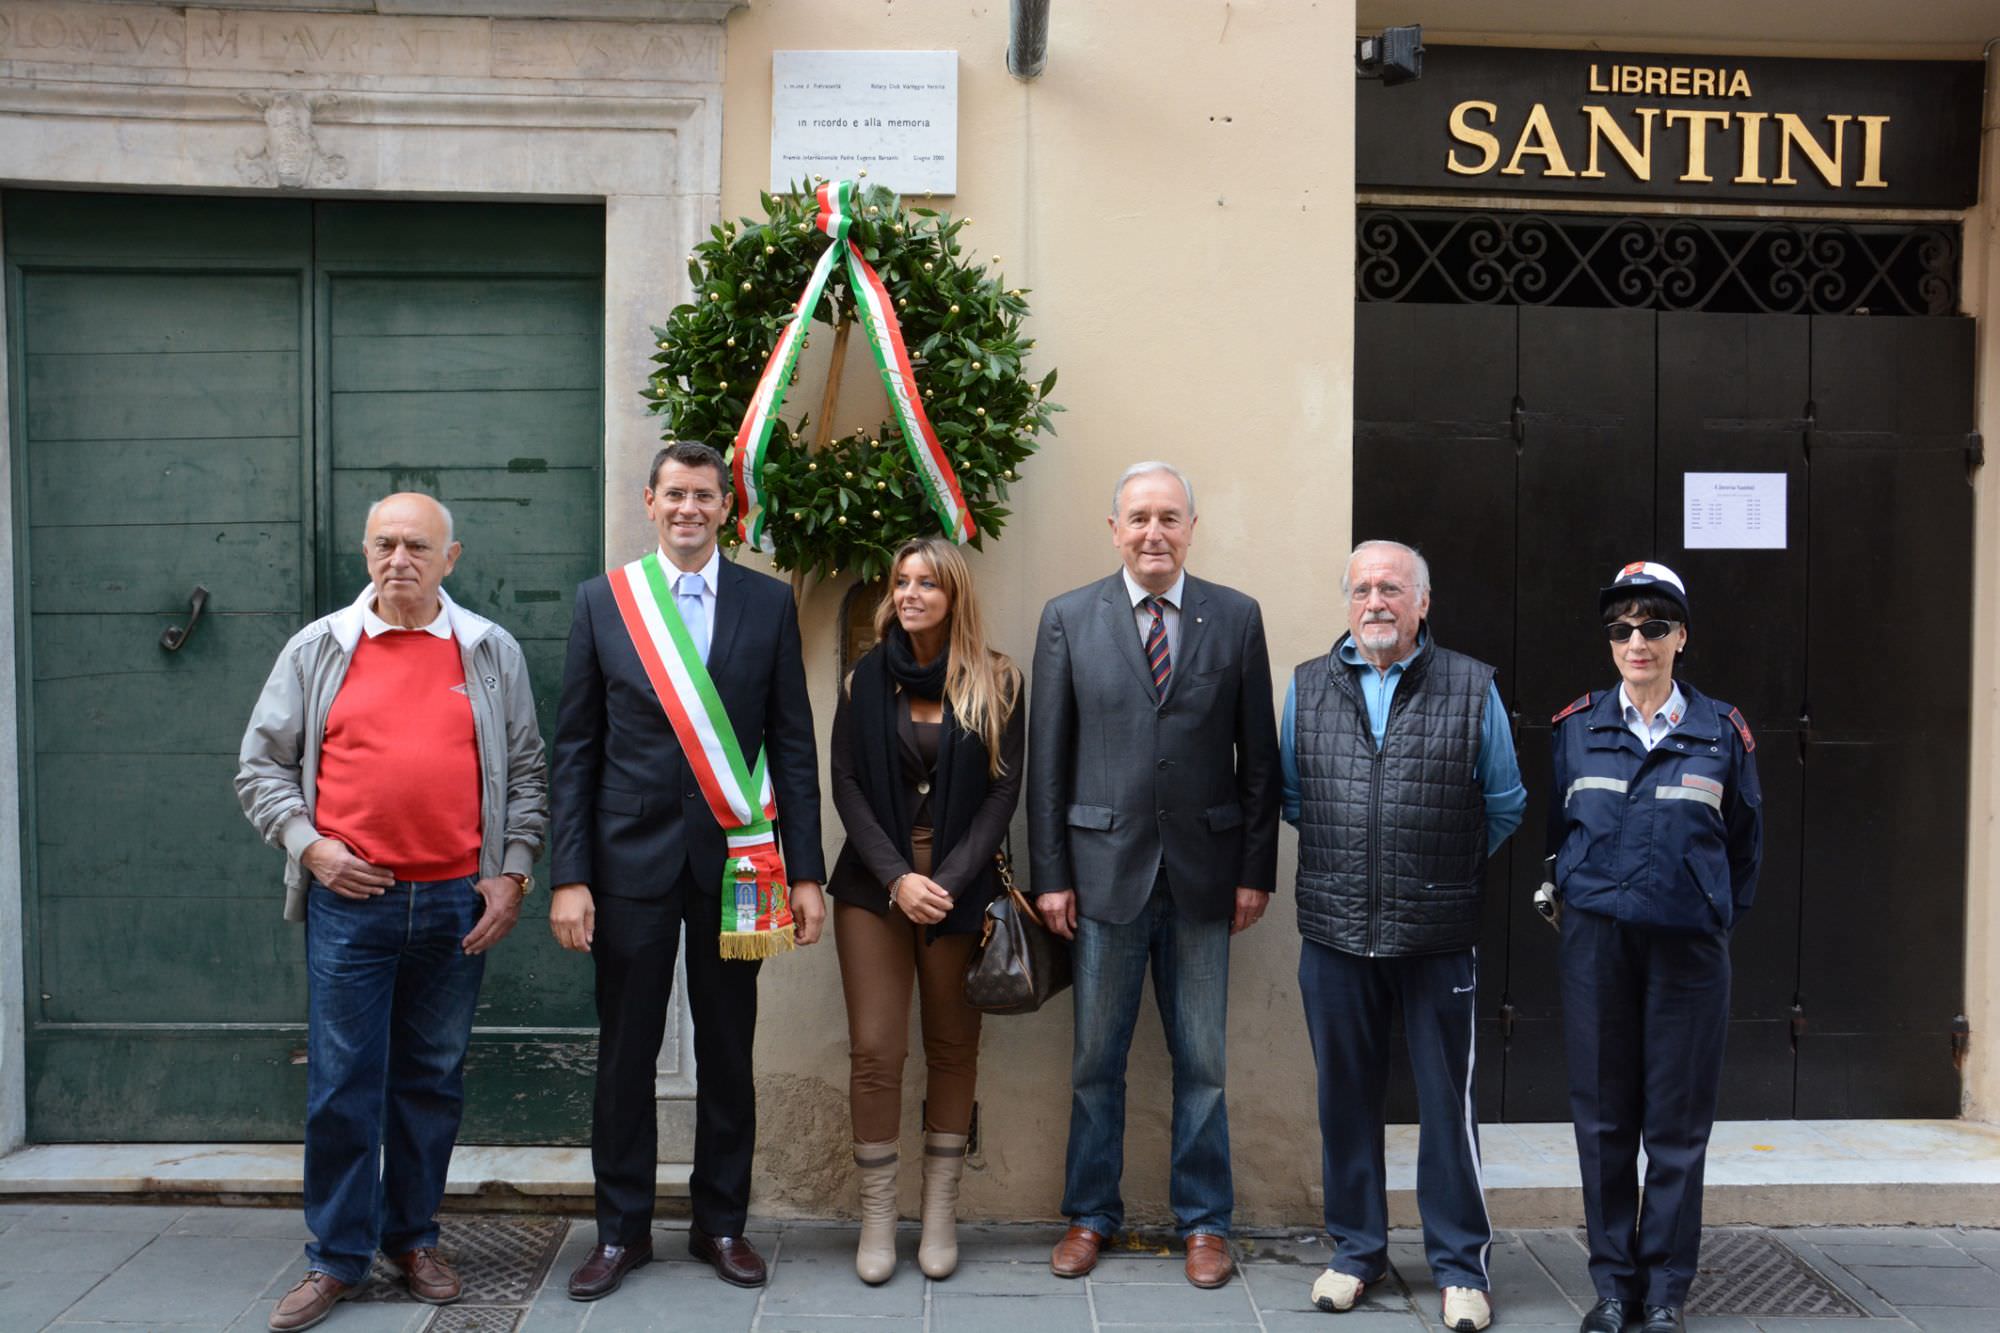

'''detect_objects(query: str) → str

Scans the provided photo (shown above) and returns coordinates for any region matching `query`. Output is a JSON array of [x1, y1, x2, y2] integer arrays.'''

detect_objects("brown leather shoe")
[[268, 1271, 351, 1331], [688, 1227, 767, 1287], [567, 1239, 653, 1301], [391, 1247, 462, 1305], [1050, 1225, 1110, 1278], [1184, 1233, 1234, 1288]]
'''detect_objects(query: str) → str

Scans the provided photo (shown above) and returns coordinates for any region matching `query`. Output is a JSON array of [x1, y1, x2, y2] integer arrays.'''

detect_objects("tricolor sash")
[[606, 553, 795, 959]]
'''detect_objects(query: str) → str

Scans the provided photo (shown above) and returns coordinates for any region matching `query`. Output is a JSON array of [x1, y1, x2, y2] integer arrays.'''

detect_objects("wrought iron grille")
[[1357, 208, 1960, 315]]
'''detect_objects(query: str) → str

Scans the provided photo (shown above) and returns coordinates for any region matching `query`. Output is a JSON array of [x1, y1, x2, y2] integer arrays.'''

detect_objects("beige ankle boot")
[[917, 1130, 968, 1279], [853, 1139, 900, 1284]]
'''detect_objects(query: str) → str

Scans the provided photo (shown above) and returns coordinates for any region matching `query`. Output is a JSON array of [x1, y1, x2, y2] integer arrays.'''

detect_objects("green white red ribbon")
[[606, 552, 794, 959], [732, 179, 975, 552]]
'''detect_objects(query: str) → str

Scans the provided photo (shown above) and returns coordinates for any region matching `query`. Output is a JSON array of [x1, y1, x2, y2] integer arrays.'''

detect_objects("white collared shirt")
[[362, 597, 452, 640], [1122, 566, 1185, 664], [660, 544, 721, 661], [1619, 682, 1687, 752]]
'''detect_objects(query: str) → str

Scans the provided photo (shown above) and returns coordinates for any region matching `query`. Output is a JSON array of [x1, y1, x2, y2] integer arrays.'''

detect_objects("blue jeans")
[[303, 877, 486, 1284], [1062, 879, 1232, 1238]]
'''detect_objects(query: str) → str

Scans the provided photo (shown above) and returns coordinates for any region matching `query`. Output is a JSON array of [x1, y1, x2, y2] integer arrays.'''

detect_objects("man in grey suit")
[[1029, 461, 1280, 1291]]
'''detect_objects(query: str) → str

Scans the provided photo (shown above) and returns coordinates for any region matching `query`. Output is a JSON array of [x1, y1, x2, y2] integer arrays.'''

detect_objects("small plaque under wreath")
[[646, 179, 1061, 584]]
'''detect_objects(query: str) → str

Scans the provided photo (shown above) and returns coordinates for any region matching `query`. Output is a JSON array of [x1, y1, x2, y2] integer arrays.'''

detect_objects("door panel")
[[1354, 302, 1516, 1125], [1795, 316, 1971, 1117], [9, 191, 606, 1143], [8, 192, 315, 1139], [318, 205, 605, 1142]]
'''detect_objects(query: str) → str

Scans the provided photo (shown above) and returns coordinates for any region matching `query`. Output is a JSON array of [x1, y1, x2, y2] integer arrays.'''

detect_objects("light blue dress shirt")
[[1279, 633, 1527, 856]]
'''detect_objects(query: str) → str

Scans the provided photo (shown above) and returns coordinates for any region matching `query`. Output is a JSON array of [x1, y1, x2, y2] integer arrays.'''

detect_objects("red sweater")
[[315, 631, 482, 881]]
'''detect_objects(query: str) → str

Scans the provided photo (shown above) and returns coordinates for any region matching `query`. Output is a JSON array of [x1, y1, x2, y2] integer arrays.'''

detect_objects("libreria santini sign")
[[1358, 46, 1982, 210]]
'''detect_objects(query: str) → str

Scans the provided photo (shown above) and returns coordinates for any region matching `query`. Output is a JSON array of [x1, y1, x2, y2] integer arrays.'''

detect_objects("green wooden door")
[[6, 192, 602, 1142]]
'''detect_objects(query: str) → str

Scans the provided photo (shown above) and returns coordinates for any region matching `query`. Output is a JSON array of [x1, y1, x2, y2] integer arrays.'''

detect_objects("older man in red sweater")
[[238, 493, 547, 1333]]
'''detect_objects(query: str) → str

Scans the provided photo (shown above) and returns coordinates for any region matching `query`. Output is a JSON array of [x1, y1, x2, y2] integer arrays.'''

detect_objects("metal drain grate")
[[352, 1215, 568, 1330], [426, 1308, 527, 1333], [1687, 1230, 1867, 1317]]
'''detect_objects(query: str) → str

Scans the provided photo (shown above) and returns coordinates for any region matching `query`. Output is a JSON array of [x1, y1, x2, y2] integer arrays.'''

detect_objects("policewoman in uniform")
[[1547, 562, 1761, 1333]]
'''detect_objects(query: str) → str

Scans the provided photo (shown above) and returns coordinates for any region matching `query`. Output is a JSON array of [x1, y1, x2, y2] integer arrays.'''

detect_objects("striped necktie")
[[1143, 595, 1172, 696]]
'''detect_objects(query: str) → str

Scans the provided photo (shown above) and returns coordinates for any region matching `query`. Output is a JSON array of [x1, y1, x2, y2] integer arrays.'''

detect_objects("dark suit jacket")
[[1027, 570, 1280, 925], [551, 555, 824, 898]]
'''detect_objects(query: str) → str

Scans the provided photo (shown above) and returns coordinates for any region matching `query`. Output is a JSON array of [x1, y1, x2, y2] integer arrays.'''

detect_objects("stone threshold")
[[0, 1142, 690, 1205], [0, 1121, 1992, 1226]]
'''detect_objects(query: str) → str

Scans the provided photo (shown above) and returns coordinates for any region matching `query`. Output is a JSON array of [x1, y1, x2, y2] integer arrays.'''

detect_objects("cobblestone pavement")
[[1, 1204, 1997, 1332]]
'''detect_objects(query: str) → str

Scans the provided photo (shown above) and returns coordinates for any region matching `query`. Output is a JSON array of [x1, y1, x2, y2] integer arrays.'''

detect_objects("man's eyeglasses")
[[1604, 619, 1681, 642], [657, 488, 724, 508]]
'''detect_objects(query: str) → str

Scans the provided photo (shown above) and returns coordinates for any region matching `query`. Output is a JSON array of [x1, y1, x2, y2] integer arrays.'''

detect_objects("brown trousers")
[[833, 830, 983, 1141]]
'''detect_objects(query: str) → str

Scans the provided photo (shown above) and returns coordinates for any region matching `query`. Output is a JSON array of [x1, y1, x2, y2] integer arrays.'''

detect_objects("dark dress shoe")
[[1579, 1297, 1629, 1333], [567, 1240, 653, 1301], [689, 1227, 768, 1287], [1639, 1306, 1685, 1333]]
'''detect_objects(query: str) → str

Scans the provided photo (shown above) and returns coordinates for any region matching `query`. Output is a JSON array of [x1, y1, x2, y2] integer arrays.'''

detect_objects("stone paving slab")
[[1, 1207, 1998, 1330]]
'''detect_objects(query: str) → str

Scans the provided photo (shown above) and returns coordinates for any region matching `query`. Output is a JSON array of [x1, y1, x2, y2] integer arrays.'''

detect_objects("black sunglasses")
[[1604, 619, 1681, 642]]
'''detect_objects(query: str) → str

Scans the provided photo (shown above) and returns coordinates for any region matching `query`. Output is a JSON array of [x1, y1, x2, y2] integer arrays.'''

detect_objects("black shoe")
[[688, 1226, 769, 1287], [1579, 1297, 1629, 1333], [1639, 1306, 1684, 1333], [566, 1240, 653, 1300]]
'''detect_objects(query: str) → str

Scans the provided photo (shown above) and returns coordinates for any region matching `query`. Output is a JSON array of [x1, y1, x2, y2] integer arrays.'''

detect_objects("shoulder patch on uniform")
[[1727, 707, 1756, 752], [1551, 692, 1593, 725]]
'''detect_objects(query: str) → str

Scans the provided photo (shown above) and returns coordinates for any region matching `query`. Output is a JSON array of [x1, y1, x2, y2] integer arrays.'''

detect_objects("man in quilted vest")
[[1278, 540, 1526, 1333]]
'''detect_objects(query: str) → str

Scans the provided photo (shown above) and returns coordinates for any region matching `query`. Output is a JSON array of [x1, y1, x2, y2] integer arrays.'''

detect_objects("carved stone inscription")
[[0, 2, 187, 68], [0, 2, 728, 86], [188, 9, 490, 78], [492, 20, 721, 82]]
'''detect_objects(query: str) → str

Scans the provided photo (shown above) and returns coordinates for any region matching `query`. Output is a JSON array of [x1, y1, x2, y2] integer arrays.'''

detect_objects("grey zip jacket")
[[236, 584, 549, 922]]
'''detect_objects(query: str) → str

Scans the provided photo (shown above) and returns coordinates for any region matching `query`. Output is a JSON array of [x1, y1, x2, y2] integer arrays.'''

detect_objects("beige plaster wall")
[[713, 0, 1355, 1224], [1961, 54, 1998, 1121]]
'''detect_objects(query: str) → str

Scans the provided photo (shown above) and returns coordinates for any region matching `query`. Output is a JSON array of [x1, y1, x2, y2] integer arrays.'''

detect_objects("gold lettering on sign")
[[1500, 103, 1576, 177], [1856, 115, 1890, 188], [1727, 70, 1752, 97], [1446, 100, 1502, 174], [1663, 109, 1732, 183], [1586, 63, 1753, 99], [1773, 112, 1850, 187], [1580, 105, 1657, 181], [1733, 111, 1769, 185]]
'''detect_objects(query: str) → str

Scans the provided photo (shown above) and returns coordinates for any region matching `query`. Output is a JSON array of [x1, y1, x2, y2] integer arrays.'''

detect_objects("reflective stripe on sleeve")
[[1565, 776, 1629, 807]]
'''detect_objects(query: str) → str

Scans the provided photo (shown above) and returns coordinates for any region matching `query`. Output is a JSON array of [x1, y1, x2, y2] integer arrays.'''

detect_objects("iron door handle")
[[160, 585, 210, 652]]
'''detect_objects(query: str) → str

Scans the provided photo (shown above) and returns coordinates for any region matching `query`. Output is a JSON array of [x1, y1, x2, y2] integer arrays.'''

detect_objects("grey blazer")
[[1027, 571, 1280, 925]]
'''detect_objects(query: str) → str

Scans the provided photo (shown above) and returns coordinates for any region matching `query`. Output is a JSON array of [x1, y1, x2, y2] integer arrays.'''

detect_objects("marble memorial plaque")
[[771, 49, 957, 195]]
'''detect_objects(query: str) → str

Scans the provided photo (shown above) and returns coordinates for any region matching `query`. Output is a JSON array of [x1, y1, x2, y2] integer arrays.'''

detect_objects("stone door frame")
[[0, 0, 742, 1150]]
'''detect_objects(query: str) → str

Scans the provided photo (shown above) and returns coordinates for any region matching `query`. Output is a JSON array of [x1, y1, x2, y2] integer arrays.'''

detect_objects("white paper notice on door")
[[1683, 472, 1787, 550]]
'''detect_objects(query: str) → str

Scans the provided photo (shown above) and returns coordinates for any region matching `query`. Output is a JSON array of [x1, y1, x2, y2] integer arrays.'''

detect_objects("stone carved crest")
[[237, 92, 347, 189]]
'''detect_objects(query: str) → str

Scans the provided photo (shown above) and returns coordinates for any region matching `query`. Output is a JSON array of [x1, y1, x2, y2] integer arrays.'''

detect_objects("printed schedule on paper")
[[1683, 472, 1787, 550]]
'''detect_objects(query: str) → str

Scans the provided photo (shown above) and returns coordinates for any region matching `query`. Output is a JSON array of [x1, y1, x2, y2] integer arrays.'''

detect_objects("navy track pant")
[[1299, 938, 1492, 1292]]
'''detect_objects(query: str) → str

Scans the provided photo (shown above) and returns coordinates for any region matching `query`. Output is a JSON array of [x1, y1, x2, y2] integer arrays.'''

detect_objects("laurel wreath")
[[645, 182, 1061, 583]]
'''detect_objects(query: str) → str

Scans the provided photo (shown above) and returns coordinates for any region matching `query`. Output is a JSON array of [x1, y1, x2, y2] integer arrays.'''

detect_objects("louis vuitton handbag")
[[963, 852, 1073, 1015]]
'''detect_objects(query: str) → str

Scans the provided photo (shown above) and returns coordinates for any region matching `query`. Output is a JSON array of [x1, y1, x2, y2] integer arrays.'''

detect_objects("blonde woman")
[[827, 537, 1026, 1283]]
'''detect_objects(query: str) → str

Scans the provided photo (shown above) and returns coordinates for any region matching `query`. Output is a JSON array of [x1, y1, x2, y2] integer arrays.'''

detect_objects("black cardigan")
[[826, 653, 1025, 937]]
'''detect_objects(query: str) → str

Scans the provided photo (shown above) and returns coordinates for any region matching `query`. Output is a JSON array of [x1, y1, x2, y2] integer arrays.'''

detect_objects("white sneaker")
[[1442, 1285, 1493, 1331], [1311, 1268, 1366, 1312]]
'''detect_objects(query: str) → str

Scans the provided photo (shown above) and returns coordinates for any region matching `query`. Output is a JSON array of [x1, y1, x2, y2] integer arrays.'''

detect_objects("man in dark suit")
[[549, 441, 825, 1300], [1029, 461, 1280, 1291]]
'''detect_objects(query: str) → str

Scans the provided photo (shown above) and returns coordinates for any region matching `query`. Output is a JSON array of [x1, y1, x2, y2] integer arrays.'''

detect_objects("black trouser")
[[591, 868, 761, 1244], [1560, 906, 1730, 1308]]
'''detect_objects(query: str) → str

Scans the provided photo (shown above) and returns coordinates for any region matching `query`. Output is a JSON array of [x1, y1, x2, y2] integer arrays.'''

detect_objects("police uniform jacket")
[[1549, 680, 1762, 935]]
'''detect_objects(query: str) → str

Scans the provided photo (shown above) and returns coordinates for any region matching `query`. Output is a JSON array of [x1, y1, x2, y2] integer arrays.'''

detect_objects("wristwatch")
[[504, 871, 534, 895]]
